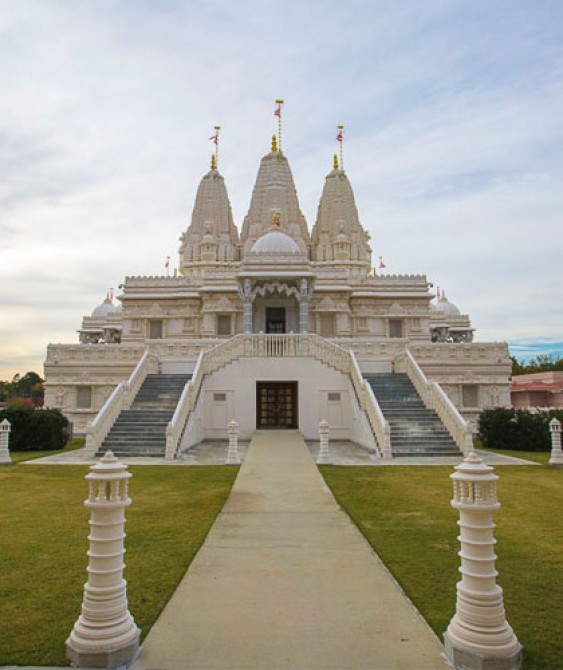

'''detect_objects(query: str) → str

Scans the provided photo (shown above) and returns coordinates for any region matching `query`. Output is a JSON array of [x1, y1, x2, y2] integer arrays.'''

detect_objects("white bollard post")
[[0, 419, 12, 464], [548, 418, 563, 467], [226, 419, 241, 465], [317, 420, 331, 465], [444, 451, 522, 670], [66, 451, 140, 668]]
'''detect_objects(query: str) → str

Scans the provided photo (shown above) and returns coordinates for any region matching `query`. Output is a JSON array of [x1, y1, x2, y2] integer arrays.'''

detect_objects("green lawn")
[[320, 457, 562, 670], [0, 462, 238, 666], [9, 436, 86, 463]]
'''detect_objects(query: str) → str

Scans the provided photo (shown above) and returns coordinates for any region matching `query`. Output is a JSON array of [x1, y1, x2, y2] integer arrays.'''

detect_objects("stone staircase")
[[97, 374, 191, 457], [365, 373, 462, 457]]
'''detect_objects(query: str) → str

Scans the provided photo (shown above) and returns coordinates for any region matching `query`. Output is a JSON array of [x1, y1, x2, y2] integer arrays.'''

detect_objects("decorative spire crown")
[[271, 134, 278, 153], [333, 154, 339, 170], [211, 154, 217, 171]]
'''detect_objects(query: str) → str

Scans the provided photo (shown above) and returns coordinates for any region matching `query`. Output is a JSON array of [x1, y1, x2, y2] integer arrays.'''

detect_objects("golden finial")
[[333, 153, 339, 170], [274, 99, 284, 151], [210, 154, 217, 170], [271, 134, 278, 153], [336, 124, 344, 170]]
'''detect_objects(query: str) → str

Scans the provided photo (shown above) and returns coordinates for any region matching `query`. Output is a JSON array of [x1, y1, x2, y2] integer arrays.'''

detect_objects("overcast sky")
[[1, 0, 562, 379]]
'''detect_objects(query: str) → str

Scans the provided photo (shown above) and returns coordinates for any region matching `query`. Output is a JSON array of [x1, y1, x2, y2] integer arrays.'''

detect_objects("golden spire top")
[[271, 134, 278, 153], [274, 99, 284, 151], [336, 124, 344, 170], [210, 153, 217, 171], [333, 153, 339, 170], [209, 125, 221, 167]]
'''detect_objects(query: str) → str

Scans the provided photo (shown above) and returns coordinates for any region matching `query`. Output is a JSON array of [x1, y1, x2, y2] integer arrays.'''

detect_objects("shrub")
[[0, 407, 71, 451], [478, 407, 563, 452]]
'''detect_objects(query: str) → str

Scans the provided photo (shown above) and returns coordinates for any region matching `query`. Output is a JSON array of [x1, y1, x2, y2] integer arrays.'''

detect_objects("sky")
[[1, 0, 562, 379]]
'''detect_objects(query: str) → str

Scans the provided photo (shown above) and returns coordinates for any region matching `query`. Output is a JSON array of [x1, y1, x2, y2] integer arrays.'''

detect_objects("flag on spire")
[[336, 128, 343, 142], [274, 101, 282, 117], [209, 130, 219, 145], [378, 256, 386, 270]]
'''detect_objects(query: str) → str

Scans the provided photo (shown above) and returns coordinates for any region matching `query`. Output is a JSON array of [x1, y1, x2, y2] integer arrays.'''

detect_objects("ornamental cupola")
[[179, 155, 239, 271], [240, 135, 310, 257], [311, 154, 371, 269]]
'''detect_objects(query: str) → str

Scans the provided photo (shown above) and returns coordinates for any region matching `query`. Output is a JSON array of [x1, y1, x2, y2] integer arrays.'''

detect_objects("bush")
[[478, 407, 563, 452], [0, 407, 71, 451]]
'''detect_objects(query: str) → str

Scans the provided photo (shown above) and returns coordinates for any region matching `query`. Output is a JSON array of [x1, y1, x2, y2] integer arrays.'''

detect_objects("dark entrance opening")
[[266, 307, 286, 334], [256, 381, 298, 429]]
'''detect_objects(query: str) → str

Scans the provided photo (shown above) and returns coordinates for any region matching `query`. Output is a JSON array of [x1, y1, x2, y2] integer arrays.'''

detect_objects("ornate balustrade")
[[84, 350, 157, 456], [165, 351, 205, 460], [396, 349, 473, 455]]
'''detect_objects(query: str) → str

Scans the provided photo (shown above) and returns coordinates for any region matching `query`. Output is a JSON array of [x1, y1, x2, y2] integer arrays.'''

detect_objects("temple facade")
[[44, 137, 511, 457]]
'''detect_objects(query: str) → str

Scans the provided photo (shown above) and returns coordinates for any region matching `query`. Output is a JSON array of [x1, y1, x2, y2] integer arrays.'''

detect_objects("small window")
[[148, 320, 163, 339], [389, 319, 403, 338], [462, 384, 479, 408], [76, 386, 92, 409], [216, 315, 232, 336], [328, 392, 341, 402], [213, 392, 227, 402]]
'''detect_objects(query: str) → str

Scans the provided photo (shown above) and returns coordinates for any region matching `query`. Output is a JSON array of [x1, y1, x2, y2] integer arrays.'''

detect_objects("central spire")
[[239, 144, 310, 256]]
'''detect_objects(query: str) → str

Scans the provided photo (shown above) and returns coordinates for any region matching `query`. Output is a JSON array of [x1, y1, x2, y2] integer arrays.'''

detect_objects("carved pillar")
[[226, 420, 241, 465], [298, 278, 313, 334], [549, 418, 563, 467], [317, 420, 331, 465], [238, 279, 254, 334], [444, 451, 522, 670], [0, 419, 11, 464], [66, 451, 140, 668]]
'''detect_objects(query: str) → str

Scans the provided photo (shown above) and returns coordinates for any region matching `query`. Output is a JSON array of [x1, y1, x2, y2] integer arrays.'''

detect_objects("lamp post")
[[444, 451, 522, 670], [66, 451, 140, 668], [548, 418, 563, 467]]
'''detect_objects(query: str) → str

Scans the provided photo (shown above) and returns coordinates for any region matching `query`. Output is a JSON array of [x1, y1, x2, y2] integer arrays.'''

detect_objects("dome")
[[434, 292, 461, 317], [251, 230, 301, 254], [92, 294, 122, 318]]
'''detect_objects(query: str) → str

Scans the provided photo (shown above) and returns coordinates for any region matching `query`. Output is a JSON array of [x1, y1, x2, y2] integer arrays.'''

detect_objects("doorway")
[[256, 381, 298, 429], [266, 307, 286, 334]]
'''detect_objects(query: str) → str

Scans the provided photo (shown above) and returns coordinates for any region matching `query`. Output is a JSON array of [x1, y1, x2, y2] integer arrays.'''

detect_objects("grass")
[[320, 458, 563, 670], [0, 462, 238, 666], [9, 436, 86, 463]]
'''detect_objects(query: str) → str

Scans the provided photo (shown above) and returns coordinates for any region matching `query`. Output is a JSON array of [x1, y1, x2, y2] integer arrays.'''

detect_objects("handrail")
[[84, 349, 156, 456], [349, 351, 391, 457], [397, 349, 473, 455], [165, 350, 205, 460]]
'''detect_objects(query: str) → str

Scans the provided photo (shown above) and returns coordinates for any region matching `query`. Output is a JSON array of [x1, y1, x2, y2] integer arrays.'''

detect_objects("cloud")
[[0, 1, 562, 378]]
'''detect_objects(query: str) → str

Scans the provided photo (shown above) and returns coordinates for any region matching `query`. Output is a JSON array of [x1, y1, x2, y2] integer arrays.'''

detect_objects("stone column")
[[66, 451, 140, 669], [298, 278, 313, 334], [226, 419, 241, 465], [238, 279, 254, 333], [444, 451, 522, 670], [0, 419, 12, 464], [548, 418, 563, 467], [317, 420, 331, 465]]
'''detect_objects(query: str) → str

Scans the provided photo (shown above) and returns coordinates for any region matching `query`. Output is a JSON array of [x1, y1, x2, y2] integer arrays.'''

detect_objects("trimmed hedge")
[[478, 407, 563, 452], [0, 407, 71, 451]]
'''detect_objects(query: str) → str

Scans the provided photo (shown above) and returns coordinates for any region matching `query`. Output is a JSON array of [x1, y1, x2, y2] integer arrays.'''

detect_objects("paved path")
[[131, 430, 450, 670]]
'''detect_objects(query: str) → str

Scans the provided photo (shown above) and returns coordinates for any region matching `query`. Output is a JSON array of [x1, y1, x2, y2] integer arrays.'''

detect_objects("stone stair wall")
[[97, 374, 191, 457], [365, 373, 461, 457]]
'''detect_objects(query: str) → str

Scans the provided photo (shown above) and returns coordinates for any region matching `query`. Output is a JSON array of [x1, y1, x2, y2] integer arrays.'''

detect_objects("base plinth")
[[444, 632, 522, 670], [66, 628, 140, 669]]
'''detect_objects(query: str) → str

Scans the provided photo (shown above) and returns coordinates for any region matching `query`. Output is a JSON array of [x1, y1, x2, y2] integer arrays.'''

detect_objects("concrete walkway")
[[131, 430, 450, 670]]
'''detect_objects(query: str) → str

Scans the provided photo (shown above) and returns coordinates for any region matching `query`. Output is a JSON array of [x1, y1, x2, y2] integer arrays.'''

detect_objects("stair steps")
[[365, 373, 461, 457], [97, 374, 191, 458]]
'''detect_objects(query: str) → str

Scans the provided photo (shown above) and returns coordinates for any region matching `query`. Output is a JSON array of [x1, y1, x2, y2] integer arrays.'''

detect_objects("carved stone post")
[[444, 451, 522, 670], [66, 451, 140, 669], [317, 420, 331, 465], [238, 279, 254, 334], [548, 418, 563, 467], [298, 278, 313, 333], [226, 419, 241, 465], [0, 419, 12, 464]]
